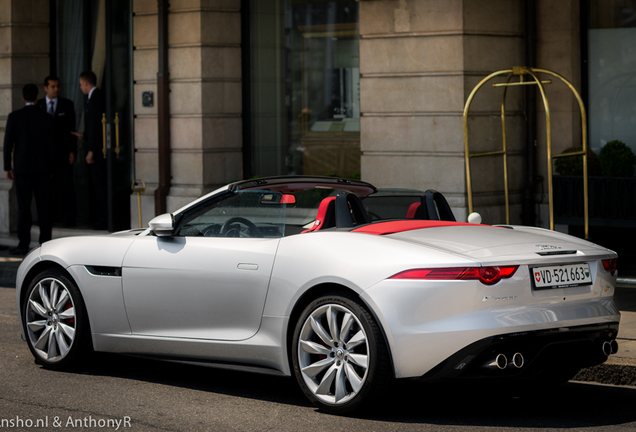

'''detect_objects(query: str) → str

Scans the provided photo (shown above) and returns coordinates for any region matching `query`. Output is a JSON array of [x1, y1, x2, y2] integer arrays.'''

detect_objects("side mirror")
[[149, 213, 174, 237], [467, 212, 482, 224]]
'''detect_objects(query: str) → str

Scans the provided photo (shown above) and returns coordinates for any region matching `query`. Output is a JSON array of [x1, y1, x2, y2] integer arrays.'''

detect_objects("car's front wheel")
[[291, 293, 391, 414], [22, 269, 91, 370]]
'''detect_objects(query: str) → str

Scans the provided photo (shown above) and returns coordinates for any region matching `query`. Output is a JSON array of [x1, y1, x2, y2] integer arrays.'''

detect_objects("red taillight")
[[390, 266, 519, 285], [602, 258, 618, 276]]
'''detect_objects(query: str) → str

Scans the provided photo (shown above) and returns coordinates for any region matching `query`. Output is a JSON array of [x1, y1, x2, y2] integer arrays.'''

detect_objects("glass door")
[[248, 0, 360, 178], [55, 0, 132, 231], [104, 0, 133, 231]]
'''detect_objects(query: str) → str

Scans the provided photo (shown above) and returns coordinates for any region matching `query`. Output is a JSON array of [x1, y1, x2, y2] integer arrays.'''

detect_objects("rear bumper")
[[416, 322, 619, 382], [361, 276, 620, 379]]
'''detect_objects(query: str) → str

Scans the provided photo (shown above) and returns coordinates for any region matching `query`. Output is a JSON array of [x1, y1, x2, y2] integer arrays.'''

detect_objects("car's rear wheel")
[[22, 269, 91, 370], [291, 293, 391, 414]]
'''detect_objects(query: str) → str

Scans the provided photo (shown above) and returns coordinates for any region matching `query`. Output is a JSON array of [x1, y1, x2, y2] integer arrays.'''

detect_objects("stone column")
[[0, 0, 49, 234], [132, 0, 242, 227], [535, 0, 582, 228], [359, 0, 525, 224]]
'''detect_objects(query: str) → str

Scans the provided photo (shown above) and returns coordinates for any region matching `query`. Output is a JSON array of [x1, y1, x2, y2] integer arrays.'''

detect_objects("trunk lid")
[[387, 225, 613, 265]]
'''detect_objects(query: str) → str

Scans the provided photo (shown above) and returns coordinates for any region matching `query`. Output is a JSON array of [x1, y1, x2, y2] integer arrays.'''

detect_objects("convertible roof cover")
[[229, 176, 377, 197]]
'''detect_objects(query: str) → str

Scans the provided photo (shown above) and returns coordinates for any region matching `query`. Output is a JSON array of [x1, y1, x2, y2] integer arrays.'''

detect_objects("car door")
[[121, 190, 286, 341]]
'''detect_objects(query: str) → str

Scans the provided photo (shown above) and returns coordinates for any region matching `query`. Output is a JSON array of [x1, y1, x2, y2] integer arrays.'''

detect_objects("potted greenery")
[[553, 141, 636, 227], [599, 140, 636, 177], [554, 146, 601, 176]]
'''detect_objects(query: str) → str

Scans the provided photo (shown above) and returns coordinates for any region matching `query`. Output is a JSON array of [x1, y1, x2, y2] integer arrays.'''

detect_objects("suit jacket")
[[3, 105, 55, 175], [84, 88, 106, 160], [36, 96, 77, 164]]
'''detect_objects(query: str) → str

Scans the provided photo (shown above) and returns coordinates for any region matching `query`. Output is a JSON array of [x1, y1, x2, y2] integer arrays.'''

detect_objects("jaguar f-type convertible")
[[16, 176, 620, 414]]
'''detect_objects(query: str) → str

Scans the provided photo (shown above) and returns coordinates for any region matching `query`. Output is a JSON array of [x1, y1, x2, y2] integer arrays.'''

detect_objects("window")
[[588, 0, 636, 155], [177, 191, 287, 238], [248, 0, 360, 178]]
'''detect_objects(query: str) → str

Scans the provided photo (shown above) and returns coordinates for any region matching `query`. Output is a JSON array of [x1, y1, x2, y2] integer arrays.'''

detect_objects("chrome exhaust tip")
[[483, 353, 508, 370], [611, 340, 619, 355], [495, 353, 507, 369], [511, 352, 524, 368], [602, 341, 612, 356]]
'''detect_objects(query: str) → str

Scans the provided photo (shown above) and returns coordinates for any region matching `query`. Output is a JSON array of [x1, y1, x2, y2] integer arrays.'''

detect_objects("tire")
[[291, 293, 391, 414], [22, 269, 92, 370]]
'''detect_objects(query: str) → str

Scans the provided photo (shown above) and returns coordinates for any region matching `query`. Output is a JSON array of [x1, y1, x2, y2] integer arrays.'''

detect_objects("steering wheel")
[[219, 217, 263, 238]]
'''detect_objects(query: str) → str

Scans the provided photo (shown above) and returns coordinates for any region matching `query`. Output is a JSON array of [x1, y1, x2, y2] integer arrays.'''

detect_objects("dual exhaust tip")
[[602, 340, 619, 356], [485, 352, 524, 370], [484, 340, 618, 371]]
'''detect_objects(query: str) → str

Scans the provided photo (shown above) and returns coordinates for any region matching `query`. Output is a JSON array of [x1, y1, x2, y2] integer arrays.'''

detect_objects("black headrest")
[[335, 193, 371, 228]]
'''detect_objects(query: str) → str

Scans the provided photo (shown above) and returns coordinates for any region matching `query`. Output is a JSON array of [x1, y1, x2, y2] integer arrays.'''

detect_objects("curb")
[[574, 357, 636, 386]]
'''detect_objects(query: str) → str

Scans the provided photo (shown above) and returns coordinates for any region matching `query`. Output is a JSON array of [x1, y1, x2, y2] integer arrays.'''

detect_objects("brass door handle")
[[100, 113, 121, 159], [101, 113, 107, 158], [114, 112, 120, 158]]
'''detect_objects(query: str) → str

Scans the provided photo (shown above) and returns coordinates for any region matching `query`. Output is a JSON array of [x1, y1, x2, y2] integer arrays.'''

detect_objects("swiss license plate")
[[532, 263, 592, 289]]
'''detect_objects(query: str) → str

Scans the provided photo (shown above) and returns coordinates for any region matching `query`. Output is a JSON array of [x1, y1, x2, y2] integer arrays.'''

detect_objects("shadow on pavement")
[[614, 287, 636, 312], [52, 352, 636, 428]]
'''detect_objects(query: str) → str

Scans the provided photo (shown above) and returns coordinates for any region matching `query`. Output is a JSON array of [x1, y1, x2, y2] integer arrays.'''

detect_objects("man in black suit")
[[36, 75, 77, 226], [75, 70, 107, 230], [3, 84, 55, 255]]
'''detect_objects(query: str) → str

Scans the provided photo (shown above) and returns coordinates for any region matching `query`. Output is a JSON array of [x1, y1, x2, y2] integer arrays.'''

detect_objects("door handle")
[[101, 113, 107, 158], [114, 112, 120, 158], [237, 263, 259, 271], [100, 113, 121, 159]]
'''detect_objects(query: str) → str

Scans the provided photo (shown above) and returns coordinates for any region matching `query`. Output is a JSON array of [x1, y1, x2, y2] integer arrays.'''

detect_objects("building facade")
[[1, 1, 634, 248]]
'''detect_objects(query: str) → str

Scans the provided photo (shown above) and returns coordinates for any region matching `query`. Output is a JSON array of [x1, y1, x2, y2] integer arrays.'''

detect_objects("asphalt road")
[[2, 286, 636, 432]]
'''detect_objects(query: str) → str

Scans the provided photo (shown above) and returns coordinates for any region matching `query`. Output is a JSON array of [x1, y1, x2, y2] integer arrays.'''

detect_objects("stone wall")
[[359, 0, 525, 224], [0, 0, 49, 234], [535, 0, 582, 228], [132, 0, 242, 227]]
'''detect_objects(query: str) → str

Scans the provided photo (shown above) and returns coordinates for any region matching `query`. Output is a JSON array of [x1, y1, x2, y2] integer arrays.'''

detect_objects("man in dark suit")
[[36, 75, 77, 226], [75, 70, 107, 230], [3, 84, 55, 255]]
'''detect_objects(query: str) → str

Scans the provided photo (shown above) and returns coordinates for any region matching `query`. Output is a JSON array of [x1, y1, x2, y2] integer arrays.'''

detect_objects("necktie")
[[48, 100, 55, 116]]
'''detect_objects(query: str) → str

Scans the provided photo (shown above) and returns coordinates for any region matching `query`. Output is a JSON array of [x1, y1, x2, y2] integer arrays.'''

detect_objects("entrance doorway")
[[53, 0, 132, 232]]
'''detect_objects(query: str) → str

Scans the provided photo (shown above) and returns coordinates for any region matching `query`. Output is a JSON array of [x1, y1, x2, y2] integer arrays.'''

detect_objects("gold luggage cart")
[[463, 66, 590, 238]]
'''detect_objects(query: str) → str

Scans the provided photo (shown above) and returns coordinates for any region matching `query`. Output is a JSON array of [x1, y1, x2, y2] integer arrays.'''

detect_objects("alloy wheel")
[[25, 277, 77, 362], [297, 303, 369, 405]]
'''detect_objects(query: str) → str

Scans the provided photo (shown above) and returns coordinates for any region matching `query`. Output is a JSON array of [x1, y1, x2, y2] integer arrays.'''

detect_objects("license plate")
[[532, 263, 592, 290]]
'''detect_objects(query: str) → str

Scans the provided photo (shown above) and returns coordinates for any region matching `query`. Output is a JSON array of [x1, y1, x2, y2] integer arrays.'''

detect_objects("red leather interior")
[[281, 194, 296, 204], [406, 202, 421, 219], [301, 197, 336, 233]]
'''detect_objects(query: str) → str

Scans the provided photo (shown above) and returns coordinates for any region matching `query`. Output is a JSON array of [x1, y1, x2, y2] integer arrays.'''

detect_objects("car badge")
[[482, 295, 517, 302], [535, 244, 561, 251]]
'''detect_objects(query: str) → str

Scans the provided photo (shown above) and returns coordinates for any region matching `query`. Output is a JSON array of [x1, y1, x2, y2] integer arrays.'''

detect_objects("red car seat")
[[301, 197, 336, 233]]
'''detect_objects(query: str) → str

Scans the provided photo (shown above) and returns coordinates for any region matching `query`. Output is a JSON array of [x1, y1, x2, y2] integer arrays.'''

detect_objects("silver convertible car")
[[16, 176, 620, 414]]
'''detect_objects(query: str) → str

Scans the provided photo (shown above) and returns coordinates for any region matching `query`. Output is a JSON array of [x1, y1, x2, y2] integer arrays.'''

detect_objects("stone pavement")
[[1, 229, 636, 387], [573, 283, 636, 386]]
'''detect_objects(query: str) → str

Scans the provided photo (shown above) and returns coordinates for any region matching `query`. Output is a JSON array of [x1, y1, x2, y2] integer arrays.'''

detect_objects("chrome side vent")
[[85, 266, 122, 277], [536, 250, 578, 256]]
